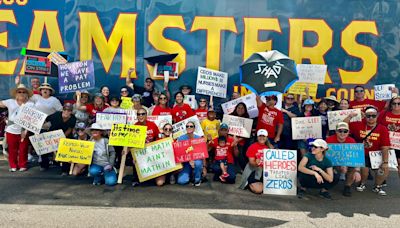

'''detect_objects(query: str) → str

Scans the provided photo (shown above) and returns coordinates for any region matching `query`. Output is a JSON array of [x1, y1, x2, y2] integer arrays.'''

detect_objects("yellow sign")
[[120, 97, 133, 109], [288, 82, 318, 97], [131, 138, 183, 182], [109, 124, 147, 148], [56, 138, 95, 165]]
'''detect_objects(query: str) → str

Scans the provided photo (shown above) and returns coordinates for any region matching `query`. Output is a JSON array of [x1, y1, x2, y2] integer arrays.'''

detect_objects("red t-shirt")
[[135, 120, 160, 143], [378, 111, 400, 132], [152, 105, 172, 116], [172, 103, 195, 123], [214, 145, 229, 161], [86, 104, 109, 117], [256, 104, 284, 138], [349, 99, 386, 112], [349, 121, 390, 155], [195, 108, 208, 122], [246, 142, 269, 167], [326, 135, 357, 143], [211, 137, 234, 164]]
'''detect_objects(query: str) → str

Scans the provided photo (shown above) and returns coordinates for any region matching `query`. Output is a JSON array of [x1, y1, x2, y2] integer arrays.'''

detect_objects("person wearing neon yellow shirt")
[[201, 109, 220, 141]]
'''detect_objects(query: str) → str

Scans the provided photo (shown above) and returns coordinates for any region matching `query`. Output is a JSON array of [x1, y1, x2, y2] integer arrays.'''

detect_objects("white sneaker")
[[372, 185, 387, 196], [9, 168, 17, 172], [356, 183, 366, 192], [339, 173, 346, 181]]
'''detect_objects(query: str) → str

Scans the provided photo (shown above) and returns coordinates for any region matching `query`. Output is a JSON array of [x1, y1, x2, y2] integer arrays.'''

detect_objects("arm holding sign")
[[343, 112, 358, 123], [75, 91, 87, 111]]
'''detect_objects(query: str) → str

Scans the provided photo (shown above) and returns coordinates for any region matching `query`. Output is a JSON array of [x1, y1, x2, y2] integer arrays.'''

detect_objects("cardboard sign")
[[147, 115, 173, 132], [117, 109, 137, 124], [369, 150, 398, 170], [132, 138, 183, 182], [288, 82, 318, 97], [374, 84, 395, 101], [173, 137, 209, 163], [109, 124, 147, 148], [120, 97, 133, 109], [389, 131, 400, 150], [14, 105, 47, 134], [327, 109, 362, 130], [222, 114, 253, 138], [153, 62, 179, 79], [184, 95, 197, 109], [24, 55, 51, 75], [221, 93, 258, 118], [56, 138, 95, 165], [196, 67, 228, 98], [95, 112, 127, 130], [326, 143, 365, 167], [263, 149, 297, 196], [172, 115, 204, 139], [58, 60, 95, 93], [47, 52, 67, 66], [29, 130, 66, 155], [291, 116, 322, 140], [296, 64, 327, 84]]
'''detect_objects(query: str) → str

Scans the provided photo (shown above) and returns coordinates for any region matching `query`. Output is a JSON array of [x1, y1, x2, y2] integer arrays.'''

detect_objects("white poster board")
[[184, 95, 197, 109], [172, 115, 204, 139], [263, 149, 297, 195], [221, 93, 258, 118], [95, 112, 127, 130], [369, 150, 398, 170], [374, 84, 395, 101], [222, 114, 253, 138], [389, 131, 400, 150], [296, 64, 327, 84], [29, 129, 66, 155], [291, 116, 322, 140], [327, 109, 362, 130], [196, 67, 228, 98], [14, 104, 47, 134], [147, 115, 173, 132]]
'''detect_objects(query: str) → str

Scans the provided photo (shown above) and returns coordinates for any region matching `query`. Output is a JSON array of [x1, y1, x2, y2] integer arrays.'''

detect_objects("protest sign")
[[29, 130, 66, 155], [221, 93, 258, 118], [326, 143, 365, 167], [47, 52, 67, 66], [263, 149, 297, 196], [24, 55, 51, 76], [153, 62, 179, 79], [196, 67, 228, 98], [56, 138, 95, 165], [109, 124, 147, 148], [288, 82, 318, 97], [132, 138, 182, 182], [374, 84, 395, 101], [173, 137, 209, 163], [291, 116, 322, 140], [389, 131, 400, 150], [120, 97, 133, 109], [327, 109, 362, 130], [172, 115, 204, 139], [296, 64, 327, 84], [369, 150, 398, 170], [117, 109, 137, 124], [96, 112, 127, 130], [222, 114, 253, 138], [14, 104, 47, 134], [58, 60, 95, 93], [184, 95, 197, 109], [147, 115, 172, 132]]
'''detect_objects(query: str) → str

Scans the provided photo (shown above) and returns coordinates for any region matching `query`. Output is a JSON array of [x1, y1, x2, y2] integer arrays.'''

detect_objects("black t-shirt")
[[282, 103, 301, 136], [47, 111, 77, 138], [134, 86, 154, 108]]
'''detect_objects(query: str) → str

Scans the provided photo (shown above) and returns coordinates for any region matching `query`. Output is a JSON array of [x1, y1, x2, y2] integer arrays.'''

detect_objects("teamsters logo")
[[254, 61, 284, 88]]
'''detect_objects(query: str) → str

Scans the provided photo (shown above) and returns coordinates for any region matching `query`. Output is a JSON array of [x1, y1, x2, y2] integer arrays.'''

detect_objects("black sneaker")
[[319, 191, 332, 200], [297, 188, 306, 199], [382, 180, 387, 187], [342, 186, 352, 197]]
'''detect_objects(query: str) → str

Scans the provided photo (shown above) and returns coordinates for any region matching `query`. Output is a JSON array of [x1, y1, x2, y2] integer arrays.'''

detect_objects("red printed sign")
[[25, 55, 51, 75], [173, 138, 208, 163]]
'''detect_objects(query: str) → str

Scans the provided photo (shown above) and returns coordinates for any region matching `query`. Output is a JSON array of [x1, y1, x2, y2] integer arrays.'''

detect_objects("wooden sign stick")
[[117, 147, 128, 184], [69, 163, 75, 175]]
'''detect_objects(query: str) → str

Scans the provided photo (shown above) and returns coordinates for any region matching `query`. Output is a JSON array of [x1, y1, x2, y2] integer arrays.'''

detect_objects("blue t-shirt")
[[177, 134, 201, 141], [304, 152, 332, 171]]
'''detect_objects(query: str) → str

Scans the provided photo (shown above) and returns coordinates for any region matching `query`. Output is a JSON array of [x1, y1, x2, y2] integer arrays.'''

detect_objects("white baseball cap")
[[257, 129, 268, 137], [309, 139, 328, 149], [336, 122, 349, 130]]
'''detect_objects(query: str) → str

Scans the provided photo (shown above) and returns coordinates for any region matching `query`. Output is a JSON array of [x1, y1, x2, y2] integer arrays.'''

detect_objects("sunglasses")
[[355, 90, 364, 93], [392, 102, 400, 106], [63, 108, 72, 111], [159, 97, 167, 100], [17, 91, 26, 94], [200, 100, 207, 103], [186, 125, 195, 129], [366, 114, 377, 118], [311, 145, 323, 149], [120, 90, 128, 93], [163, 128, 172, 132], [286, 97, 294, 100], [77, 128, 85, 131], [337, 129, 349, 133], [137, 113, 147, 116]]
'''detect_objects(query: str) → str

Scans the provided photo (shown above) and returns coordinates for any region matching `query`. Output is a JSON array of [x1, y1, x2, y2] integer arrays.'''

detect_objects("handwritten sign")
[[95, 112, 127, 130], [172, 115, 204, 139], [291, 116, 322, 140], [296, 64, 327, 84], [196, 67, 228, 98], [288, 82, 318, 97], [326, 143, 365, 167], [25, 55, 51, 76], [374, 84, 395, 101], [132, 138, 182, 182], [173, 138, 209, 163], [221, 93, 258, 118], [47, 52, 67, 66], [14, 104, 47, 134], [147, 115, 172, 132], [120, 97, 133, 109], [29, 130, 66, 155], [58, 60, 95, 94], [389, 131, 400, 150], [109, 124, 147, 148], [327, 109, 362, 130], [222, 114, 253, 138], [263, 149, 297, 196], [56, 138, 95, 165], [153, 62, 179, 79], [369, 150, 398, 170], [184, 95, 197, 109]]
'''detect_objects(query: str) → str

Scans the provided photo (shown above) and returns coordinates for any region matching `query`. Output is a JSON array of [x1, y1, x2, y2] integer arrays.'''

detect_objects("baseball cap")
[[257, 129, 268, 137], [336, 122, 349, 130], [303, 98, 315, 106], [63, 103, 73, 111], [220, 123, 229, 129], [364, 106, 378, 113], [265, 95, 278, 101], [75, 122, 87, 130], [132, 94, 142, 101], [309, 139, 328, 149]]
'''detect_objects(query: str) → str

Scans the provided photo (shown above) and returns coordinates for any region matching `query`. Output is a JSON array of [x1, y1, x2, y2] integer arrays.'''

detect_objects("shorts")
[[364, 155, 372, 169], [395, 149, 400, 159], [247, 171, 263, 185], [215, 159, 227, 166]]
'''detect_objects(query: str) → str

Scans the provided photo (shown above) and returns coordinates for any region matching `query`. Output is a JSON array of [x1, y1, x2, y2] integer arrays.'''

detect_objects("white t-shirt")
[[3, 99, 34, 134], [31, 94, 62, 115]]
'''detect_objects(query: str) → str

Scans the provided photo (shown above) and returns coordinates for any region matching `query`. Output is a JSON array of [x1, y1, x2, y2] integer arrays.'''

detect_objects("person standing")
[[256, 95, 283, 148], [349, 85, 389, 111], [31, 83, 62, 116], [172, 92, 195, 123], [280, 93, 300, 149]]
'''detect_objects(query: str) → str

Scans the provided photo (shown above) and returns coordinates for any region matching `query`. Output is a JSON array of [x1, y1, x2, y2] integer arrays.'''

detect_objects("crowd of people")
[[0, 73, 399, 199]]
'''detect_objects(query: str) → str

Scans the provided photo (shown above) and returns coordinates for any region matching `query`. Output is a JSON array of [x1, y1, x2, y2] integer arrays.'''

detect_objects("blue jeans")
[[177, 160, 203, 185], [269, 138, 279, 149], [211, 162, 236, 184], [89, 164, 117, 186]]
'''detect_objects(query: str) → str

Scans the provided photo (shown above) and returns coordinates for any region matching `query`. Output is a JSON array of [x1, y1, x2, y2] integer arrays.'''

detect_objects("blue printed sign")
[[326, 143, 365, 167], [58, 60, 95, 94], [263, 149, 297, 196]]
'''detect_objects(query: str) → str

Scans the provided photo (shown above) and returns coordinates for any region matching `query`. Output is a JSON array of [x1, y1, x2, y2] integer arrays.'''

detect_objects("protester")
[[349, 85, 388, 111], [100, 86, 110, 105], [195, 98, 208, 122], [256, 95, 283, 148], [120, 86, 133, 98], [230, 102, 251, 170], [298, 99, 316, 156], [103, 95, 121, 112], [214, 136, 230, 182], [89, 123, 117, 186], [201, 109, 220, 141], [151, 93, 172, 116], [339, 99, 350, 110], [75, 91, 108, 122], [230, 92, 241, 100], [180, 85, 198, 110], [172, 92, 195, 123], [315, 99, 329, 139], [73, 90, 91, 125], [30, 77, 41, 95], [159, 123, 177, 185], [0, 84, 34, 172], [298, 139, 338, 199], [325, 95, 339, 111], [280, 93, 301, 150], [71, 122, 89, 176], [148, 90, 161, 115], [31, 83, 62, 115], [126, 67, 156, 107], [131, 94, 150, 117]]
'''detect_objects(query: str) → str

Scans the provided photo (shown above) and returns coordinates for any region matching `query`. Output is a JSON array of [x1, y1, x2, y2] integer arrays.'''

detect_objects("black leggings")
[[298, 173, 339, 190]]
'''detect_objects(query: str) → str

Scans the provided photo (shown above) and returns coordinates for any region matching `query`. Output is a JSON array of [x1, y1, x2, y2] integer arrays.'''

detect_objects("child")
[[201, 109, 220, 141], [215, 136, 230, 182]]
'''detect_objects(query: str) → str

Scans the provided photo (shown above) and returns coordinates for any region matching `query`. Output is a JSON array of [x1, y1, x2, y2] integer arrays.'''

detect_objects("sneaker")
[[342, 186, 352, 197], [219, 175, 226, 182], [222, 173, 230, 178], [297, 188, 306, 199], [9, 168, 17, 172], [132, 181, 140, 187], [193, 181, 201, 187], [319, 191, 332, 200], [92, 181, 101, 186], [19, 168, 27, 172], [339, 173, 346, 181], [169, 175, 176, 185], [356, 183, 366, 192], [61, 172, 68, 176], [382, 180, 387, 187], [372, 185, 387, 196]]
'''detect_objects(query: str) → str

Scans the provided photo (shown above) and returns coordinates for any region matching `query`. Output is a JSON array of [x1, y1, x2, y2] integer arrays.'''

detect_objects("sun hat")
[[10, 84, 33, 98], [90, 123, 104, 131], [38, 83, 55, 94]]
